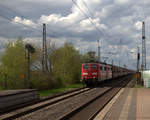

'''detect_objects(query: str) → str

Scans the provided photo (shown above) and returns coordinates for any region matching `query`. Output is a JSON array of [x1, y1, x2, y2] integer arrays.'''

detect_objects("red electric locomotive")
[[81, 63, 112, 86], [81, 62, 132, 86]]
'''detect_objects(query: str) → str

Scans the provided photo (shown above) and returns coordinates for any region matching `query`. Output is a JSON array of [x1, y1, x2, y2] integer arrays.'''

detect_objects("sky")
[[0, 0, 150, 69]]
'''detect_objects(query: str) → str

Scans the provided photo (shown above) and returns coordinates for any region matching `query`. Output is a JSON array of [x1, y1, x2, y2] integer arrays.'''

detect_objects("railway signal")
[[25, 44, 35, 88], [137, 47, 140, 72]]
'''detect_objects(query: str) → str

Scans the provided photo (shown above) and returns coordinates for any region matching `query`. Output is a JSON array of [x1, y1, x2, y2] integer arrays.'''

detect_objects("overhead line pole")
[[142, 21, 146, 70], [42, 23, 49, 72], [97, 40, 100, 62]]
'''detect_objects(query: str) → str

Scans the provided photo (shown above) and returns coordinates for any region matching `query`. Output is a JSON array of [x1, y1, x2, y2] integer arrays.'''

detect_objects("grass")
[[0, 86, 4, 90], [38, 83, 83, 97], [135, 84, 144, 88]]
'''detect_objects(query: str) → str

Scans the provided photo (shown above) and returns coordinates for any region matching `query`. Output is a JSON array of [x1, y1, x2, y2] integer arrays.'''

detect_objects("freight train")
[[81, 62, 134, 86]]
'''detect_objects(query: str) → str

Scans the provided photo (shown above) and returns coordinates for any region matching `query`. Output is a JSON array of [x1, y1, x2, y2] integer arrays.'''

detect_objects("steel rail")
[[1, 87, 92, 120], [59, 74, 133, 120]]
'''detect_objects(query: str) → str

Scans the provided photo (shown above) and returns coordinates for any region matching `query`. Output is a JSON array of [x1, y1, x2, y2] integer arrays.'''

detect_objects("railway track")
[[0, 74, 134, 120], [60, 74, 134, 120], [0, 87, 89, 115], [0, 87, 91, 120]]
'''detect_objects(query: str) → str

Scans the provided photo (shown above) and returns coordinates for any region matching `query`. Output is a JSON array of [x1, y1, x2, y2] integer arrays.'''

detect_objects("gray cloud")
[[1, 0, 150, 69]]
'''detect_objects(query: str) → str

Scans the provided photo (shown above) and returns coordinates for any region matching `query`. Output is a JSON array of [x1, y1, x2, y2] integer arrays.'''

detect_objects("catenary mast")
[[42, 23, 48, 71], [142, 21, 146, 70]]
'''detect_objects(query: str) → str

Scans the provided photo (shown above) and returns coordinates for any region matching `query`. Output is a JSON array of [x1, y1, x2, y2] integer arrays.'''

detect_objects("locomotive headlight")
[[92, 72, 97, 75], [83, 73, 88, 75]]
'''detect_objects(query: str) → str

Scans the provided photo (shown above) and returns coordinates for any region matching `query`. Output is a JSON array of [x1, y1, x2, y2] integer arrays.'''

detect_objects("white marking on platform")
[[118, 88, 134, 120], [94, 88, 125, 120]]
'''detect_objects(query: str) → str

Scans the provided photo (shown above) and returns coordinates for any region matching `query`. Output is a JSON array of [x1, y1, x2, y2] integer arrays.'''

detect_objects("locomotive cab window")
[[104, 67, 107, 71], [100, 66, 103, 70], [83, 65, 89, 69], [91, 65, 97, 69]]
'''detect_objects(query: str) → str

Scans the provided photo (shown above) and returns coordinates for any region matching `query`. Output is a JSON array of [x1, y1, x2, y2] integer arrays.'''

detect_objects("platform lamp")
[[25, 44, 35, 88]]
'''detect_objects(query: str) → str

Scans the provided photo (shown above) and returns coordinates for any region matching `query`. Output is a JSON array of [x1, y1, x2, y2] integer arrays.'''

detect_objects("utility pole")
[[126, 53, 129, 67], [112, 59, 114, 79], [42, 23, 48, 71], [142, 21, 146, 70], [97, 40, 100, 62], [140, 21, 146, 85], [118, 39, 122, 67]]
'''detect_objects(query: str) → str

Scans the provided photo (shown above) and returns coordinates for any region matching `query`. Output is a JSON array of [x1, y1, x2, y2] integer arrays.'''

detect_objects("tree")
[[81, 51, 97, 63], [0, 40, 83, 90], [50, 43, 82, 85], [87, 51, 96, 59], [1, 38, 27, 88]]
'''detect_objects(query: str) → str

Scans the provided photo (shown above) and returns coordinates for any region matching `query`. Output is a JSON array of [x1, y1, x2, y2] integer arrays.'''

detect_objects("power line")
[[73, 0, 120, 63], [72, 0, 120, 53], [79, 0, 124, 43], [0, 4, 22, 17], [0, 14, 12, 21], [72, 0, 107, 38], [81, 0, 94, 18], [74, 0, 116, 40], [0, 4, 58, 39], [0, 4, 43, 36], [0, 14, 42, 35], [81, 0, 105, 60]]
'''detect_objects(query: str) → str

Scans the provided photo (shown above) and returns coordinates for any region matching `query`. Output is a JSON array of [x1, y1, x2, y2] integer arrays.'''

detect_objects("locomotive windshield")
[[83, 65, 89, 69], [83, 64, 98, 69], [91, 65, 97, 69]]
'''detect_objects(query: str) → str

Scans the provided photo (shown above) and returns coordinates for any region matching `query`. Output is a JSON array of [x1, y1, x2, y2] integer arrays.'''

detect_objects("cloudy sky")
[[0, 0, 150, 69]]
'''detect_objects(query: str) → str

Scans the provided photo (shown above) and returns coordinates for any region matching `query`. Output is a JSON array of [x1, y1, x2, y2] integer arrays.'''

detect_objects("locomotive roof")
[[82, 62, 110, 66], [82, 62, 134, 71]]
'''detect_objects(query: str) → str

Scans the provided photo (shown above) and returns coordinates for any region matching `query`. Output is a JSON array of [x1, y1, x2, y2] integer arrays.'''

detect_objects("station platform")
[[94, 88, 150, 120], [0, 89, 39, 113]]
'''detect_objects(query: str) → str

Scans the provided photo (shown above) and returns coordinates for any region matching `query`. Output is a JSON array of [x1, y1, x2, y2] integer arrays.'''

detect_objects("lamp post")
[[25, 44, 35, 88]]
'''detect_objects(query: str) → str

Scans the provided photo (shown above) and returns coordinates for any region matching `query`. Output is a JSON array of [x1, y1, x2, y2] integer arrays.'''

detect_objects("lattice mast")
[[97, 40, 100, 62], [142, 21, 146, 70], [42, 23, 48, 71]]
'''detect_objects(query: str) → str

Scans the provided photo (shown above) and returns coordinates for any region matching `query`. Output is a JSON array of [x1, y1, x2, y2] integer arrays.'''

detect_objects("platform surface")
[[0, 89, 39, 113], [0, 89, 37, 97], [95, 88, 150, 120]]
